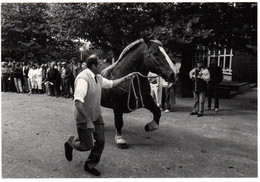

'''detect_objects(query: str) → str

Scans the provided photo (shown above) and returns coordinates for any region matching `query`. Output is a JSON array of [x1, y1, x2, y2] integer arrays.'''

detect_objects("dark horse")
[[100, 39, 178, 149]]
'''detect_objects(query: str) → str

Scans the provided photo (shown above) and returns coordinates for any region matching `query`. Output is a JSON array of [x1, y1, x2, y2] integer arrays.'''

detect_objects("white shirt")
[[74, 68, 113, 103], [36, 68, 43, 77], [28, 68, 37, 80]]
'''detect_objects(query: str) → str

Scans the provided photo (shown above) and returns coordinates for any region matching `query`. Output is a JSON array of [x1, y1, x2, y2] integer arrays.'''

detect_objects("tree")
[[1, 3, 79, 62], [2, 3, 256, 94]]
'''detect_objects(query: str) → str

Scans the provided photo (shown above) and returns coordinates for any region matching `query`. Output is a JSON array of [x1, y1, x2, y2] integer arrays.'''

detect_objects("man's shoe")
[[206, 106, 211, 110], [84, 165, 101, 176], [215, 108, 219, 112], [165, 109, 170, 113], [64, 142, 73, 161], [197, 113, 203, 117], [190, 112, 197, 115]]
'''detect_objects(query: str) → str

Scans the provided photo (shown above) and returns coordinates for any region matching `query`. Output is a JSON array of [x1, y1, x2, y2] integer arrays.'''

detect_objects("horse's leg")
[[113, 109, 129, 149], [143, 94, 161, 132]]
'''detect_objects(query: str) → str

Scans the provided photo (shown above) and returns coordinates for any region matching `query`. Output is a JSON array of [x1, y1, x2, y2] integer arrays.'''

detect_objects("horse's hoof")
[[115, 135, 128, 149], [145, 120, 159, 132], [117, 143, 129, 149]]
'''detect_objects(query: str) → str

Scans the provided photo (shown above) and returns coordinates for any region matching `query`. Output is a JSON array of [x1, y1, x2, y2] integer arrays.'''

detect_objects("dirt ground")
[[1, 88, 257, 178]]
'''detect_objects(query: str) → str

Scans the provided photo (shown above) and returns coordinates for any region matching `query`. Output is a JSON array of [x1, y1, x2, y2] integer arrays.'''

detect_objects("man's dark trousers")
[[208, 84, 219, 109], [67, 119, 105, 169]]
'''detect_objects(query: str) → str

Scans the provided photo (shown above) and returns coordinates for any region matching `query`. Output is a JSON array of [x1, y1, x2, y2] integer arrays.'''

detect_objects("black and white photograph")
[[1, 1, 258, 180]]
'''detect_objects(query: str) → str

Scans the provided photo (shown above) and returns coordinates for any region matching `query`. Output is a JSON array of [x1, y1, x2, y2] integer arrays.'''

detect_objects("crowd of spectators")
[[2, 57, 223, 117], [1, 58, 83, 98]]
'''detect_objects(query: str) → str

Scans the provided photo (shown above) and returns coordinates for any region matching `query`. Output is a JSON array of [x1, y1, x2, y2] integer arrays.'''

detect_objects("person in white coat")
[[36, 63, 43, 94], [28, 64, 37, 94]]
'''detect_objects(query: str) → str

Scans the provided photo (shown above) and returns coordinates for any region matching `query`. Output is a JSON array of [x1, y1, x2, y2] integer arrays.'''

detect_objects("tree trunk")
[[179, 44, 195, 97]]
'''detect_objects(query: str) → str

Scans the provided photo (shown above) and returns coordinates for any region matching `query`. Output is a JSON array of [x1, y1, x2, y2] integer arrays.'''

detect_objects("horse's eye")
[[153, 52, 158, 56]]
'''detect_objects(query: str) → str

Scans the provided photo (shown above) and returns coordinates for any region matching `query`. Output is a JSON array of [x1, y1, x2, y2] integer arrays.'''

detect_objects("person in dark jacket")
[[1, 62, 10, 92], [46, 62, 60, 97], [189, 59, 210, 117], [207, 58, 223, 112], [22, 61, 30, 93], [69, 58, 78, 96], [13, 63, 24, 93], [8, 63, 15, 92]]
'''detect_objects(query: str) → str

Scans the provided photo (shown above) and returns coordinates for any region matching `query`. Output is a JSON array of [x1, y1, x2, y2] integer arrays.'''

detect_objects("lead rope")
[[127, 72, 160, 112], [110, 71, 167, 112]]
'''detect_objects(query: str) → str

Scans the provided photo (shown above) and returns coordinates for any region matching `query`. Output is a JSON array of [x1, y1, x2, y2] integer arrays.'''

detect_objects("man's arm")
[[189, 69, 196, 80], [112, 73, 134, 87], [101, 72, 136, 89]]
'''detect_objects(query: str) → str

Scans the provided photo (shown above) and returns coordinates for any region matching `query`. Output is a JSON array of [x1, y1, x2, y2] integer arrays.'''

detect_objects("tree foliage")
[[48, 2, 256, 56], [1, 2, 257, 62], [1, 3, 80, 62]]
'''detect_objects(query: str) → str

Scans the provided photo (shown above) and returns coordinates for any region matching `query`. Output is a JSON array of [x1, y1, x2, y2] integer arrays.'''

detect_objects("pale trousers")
[[14, 78, 23, 92], [150, 83, 160, 106], [30, 78, 37, 89], [192, 91, 206, 114], [36, 77, 42, 90]]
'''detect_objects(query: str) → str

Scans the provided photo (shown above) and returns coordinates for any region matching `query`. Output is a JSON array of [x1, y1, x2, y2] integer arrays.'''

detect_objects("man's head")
[[61, 62, 67, 68], [51, 62, 56, 68], [78, 61, 82, 67], [81, 62, 87, 69], [86, 55, 102, 74], [71, 57, 77, 65], [2, 62, 7, 68], [196, 59, 204, 68], [16, 63, 21, 68], [211, 58, 217, 66]]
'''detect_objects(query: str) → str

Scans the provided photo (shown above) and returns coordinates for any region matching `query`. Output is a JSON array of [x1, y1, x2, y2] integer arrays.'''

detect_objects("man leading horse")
[[64, 55, 135, 176]]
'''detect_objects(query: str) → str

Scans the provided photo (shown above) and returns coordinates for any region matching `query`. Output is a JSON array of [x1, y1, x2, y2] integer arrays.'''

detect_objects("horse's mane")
[[101, 39, 144, 76], [150, 40, 163, 47]]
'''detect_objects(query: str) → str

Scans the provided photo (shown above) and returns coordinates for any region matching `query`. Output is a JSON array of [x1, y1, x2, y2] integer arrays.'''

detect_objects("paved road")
[[1, 88, 257, 178]]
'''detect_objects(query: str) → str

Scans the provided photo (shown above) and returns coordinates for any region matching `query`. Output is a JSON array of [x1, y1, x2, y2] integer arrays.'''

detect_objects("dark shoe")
[[190, 112, 197, 115], [64, 142, 73, 161], [84, 165, 101, 176], [197, 113, 203, 117]]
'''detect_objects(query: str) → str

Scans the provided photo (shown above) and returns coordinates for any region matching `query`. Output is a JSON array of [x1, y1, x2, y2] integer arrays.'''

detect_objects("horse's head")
[[144, 40, 177, 83]]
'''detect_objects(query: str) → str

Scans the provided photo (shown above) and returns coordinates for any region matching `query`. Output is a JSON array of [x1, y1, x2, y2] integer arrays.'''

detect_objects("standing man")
[[22, 61, 29, 93], [148, 72, 160, 106], [46, 62, 60, 97], [13, 63, 24, 93], [207, 58, 223, 112], [36, 63, 43, 94], [69, 57, 78, 96], [1, 62, 10, 92], [61, 62, 72, 98], [74, 61, 82, 77], [64, 55, 135, 176], [189, 59, 210, 117]]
